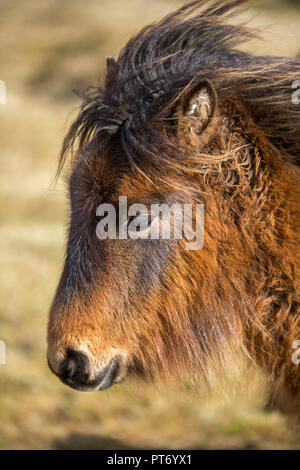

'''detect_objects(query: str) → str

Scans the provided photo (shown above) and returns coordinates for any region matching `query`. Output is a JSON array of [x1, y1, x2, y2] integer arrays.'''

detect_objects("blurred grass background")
[[1, 0, 300, 450]]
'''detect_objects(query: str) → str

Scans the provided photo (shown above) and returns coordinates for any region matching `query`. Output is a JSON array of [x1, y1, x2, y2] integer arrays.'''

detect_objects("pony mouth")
[[66, 355, 127, 392], [49, 354, 128, 392]]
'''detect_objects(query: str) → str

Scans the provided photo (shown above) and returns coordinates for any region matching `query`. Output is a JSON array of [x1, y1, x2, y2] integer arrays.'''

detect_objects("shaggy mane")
[[57, 0, 300, 178]]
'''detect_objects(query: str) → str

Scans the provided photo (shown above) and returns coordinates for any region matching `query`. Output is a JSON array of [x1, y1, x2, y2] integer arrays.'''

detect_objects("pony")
[[47, 0, 300, 407]]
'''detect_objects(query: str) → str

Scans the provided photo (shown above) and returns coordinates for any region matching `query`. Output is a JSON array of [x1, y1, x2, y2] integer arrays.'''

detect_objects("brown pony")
[[47, 0, 300, 405]]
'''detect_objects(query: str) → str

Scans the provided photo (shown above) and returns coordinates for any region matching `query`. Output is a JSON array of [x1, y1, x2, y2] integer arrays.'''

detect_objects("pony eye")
[[127, 213, 152, 234]]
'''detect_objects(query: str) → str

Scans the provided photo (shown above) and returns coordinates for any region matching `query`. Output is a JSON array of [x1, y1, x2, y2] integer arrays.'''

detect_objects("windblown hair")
[[48, 0, 300, 403], [58, 0, 300, 178]]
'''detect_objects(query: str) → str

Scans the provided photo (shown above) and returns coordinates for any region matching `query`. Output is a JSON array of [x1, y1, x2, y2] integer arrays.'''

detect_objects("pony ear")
[[105, 57, 119, 89], [176, 80, 217, 143]]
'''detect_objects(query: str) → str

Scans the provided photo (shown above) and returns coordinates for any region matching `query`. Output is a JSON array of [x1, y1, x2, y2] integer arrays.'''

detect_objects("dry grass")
[[1, 0, 300, 450]]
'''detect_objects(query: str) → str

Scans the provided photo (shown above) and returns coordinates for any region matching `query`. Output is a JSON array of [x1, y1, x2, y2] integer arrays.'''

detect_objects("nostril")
[[64, 358, 76, 378], [59, 349, 90, 385]]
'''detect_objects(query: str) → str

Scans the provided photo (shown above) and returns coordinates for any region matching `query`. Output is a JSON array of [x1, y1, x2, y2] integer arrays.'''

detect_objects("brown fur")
[[48, 1, 300, 405]]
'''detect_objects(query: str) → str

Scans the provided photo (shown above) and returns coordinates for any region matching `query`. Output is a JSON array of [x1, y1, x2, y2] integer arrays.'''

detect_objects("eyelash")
[[127, 214, 152, 232]]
